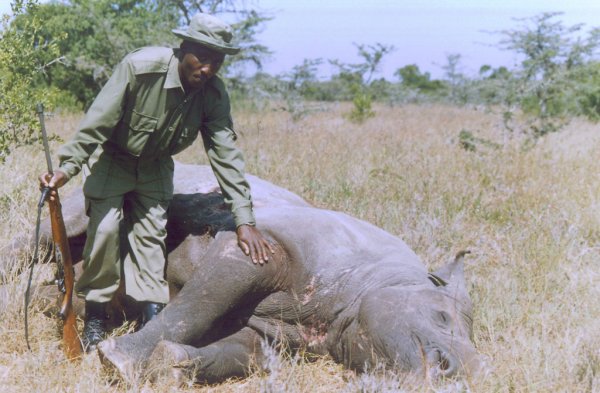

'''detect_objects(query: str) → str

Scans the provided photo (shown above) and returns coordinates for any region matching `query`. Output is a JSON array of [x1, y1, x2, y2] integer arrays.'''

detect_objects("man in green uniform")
[[39, 13, 274, 351]]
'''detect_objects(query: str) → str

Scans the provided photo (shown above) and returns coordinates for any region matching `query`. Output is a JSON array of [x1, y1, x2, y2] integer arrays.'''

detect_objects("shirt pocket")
[[124, 110, 158, 156]]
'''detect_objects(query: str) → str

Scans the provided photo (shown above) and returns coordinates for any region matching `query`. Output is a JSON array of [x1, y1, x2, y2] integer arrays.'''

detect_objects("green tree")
[[0, 0, 64, 161], [498, 12, 600, 137], [330, 43, 394, 123], [395, 64, 446, 97], [12, 0, 178, 108], [474, 65, 520, 137], [476, 65, 515, 107], [287, 58, 323, 97], [11, 0, 272, 109], [573, 61, 600, 121], [441, 53, 471, 105]]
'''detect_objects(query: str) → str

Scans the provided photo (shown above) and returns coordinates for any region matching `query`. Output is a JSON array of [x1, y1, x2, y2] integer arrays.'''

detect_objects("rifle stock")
[[47, 193, 81, 360]]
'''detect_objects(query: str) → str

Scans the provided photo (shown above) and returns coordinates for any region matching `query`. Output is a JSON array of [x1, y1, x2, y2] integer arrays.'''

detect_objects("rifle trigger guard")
[[54, 243, 66, 293], [55, 277, 66, 294]]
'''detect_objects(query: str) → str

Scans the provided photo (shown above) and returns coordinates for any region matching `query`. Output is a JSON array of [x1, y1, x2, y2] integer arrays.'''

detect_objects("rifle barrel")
[[36, 104, 53, 174]]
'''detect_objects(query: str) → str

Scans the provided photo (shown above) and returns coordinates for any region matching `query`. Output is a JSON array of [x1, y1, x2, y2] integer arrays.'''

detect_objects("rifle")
[[34, 103, 82, 360]]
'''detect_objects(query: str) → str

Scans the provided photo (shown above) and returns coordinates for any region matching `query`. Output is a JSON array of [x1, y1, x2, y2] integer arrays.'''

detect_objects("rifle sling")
[[24, 187, 50, 351]]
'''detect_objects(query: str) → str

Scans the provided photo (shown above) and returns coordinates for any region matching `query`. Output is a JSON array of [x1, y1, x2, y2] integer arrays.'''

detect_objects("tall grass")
[[1, 104, 599, 392]]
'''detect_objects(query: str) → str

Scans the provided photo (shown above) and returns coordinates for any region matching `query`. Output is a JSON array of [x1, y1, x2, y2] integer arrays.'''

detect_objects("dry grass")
[[1, 103, 600, 392]]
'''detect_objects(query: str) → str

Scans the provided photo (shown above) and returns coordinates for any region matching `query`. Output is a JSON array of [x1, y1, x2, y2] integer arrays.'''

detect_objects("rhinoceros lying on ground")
[[9, 162, 482, 384]]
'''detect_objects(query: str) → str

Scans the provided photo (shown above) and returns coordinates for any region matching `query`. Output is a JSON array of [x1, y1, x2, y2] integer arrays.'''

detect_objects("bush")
[[0, 0, 64, 161], [347, 87, 375, 123]]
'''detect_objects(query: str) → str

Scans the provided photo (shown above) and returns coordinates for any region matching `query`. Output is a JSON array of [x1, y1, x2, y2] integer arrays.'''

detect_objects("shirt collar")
[[164, 50, 182, 90]]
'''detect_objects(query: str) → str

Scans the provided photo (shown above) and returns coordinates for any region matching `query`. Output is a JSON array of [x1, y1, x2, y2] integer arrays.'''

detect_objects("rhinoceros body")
[[12, 162, 482, 384]]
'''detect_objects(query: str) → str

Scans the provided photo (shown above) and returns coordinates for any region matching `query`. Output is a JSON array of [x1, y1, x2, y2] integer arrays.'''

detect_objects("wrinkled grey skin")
[[5, 162, 482, 384]]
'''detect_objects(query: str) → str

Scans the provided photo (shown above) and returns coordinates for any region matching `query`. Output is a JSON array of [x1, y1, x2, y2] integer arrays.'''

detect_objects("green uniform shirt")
[[57, 46, 255, 227]]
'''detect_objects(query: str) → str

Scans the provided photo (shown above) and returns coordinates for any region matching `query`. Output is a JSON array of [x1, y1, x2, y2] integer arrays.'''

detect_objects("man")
[[39, 13, 274, 352]]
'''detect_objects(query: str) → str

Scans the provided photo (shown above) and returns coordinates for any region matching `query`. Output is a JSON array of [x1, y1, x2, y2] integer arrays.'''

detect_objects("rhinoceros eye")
[[428, 273, 447, 287], [435, 311, 450, 325]]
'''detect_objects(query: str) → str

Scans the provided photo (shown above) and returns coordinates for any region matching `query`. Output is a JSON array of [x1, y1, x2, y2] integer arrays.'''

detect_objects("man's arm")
[[40, 59, 132, 194], [201, 123, 254, 226], [56, 58, 132, 180], [200, 85, 274, 264]]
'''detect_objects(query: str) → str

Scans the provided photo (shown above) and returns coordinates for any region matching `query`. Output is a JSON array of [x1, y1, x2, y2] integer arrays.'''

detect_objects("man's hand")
[[236, 224, 275, 265], [38, 169, 68, 201]]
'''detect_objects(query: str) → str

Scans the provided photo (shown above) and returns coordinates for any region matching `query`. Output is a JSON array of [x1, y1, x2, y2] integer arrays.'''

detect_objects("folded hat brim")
[[172, 29, 241, 55]]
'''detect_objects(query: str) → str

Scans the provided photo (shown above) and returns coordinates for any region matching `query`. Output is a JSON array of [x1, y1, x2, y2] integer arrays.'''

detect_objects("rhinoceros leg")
[[146, 327, 265, 385], [98, 231, 285, 382]]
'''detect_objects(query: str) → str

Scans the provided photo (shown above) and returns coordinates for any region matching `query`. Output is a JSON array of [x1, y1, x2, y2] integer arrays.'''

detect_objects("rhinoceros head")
[[357, 251, 482, 378]]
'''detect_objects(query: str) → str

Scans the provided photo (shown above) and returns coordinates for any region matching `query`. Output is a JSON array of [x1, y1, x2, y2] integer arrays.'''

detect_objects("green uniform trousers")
[[74, 150, 174, 304]]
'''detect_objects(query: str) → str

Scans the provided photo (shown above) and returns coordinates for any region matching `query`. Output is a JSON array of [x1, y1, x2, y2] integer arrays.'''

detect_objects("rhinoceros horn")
[[430, 250, 471, 303]]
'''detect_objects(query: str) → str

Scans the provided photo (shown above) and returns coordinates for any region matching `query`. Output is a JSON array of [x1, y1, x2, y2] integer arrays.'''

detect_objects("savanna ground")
[[1, 102, 600, 392]]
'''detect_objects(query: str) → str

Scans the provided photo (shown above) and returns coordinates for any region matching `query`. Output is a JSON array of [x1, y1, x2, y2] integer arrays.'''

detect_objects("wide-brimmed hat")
[[172, 13, 240, 55]]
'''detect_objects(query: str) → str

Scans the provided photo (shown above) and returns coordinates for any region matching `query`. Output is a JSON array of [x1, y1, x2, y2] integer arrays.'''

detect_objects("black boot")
[[82, 301, 107, 352], [140, 302, 165, 328]]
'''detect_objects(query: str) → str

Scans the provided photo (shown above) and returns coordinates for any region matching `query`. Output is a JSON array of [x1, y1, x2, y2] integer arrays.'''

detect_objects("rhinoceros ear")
[[431, 250, 470, 299]]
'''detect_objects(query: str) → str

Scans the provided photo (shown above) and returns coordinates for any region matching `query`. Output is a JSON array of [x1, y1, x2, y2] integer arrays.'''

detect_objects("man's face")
[[178, 44, 225, 91]]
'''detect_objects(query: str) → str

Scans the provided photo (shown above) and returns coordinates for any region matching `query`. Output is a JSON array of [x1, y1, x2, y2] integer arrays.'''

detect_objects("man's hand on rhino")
[[38, 169, 68, 201], [236, 224, 275, 265]]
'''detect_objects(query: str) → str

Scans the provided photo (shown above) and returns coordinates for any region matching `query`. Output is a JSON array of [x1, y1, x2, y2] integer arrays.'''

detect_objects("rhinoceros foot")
[[146, 340, 192, 385], [98, 338, 138, 384]]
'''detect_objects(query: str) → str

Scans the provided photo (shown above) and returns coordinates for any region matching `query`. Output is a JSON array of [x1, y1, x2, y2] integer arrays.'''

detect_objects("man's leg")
[[122, 158, 173, 325], [75, 195, 125, 351], [122, 192, 170, 319]]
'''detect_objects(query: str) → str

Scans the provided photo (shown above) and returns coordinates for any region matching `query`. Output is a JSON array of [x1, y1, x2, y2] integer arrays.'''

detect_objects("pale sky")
[[2, 0, 599, 80], [254, 0, 600, 79]]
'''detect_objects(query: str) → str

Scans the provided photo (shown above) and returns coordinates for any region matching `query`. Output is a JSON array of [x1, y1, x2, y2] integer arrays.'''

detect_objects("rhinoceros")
[[7, 162, 482, 384]]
